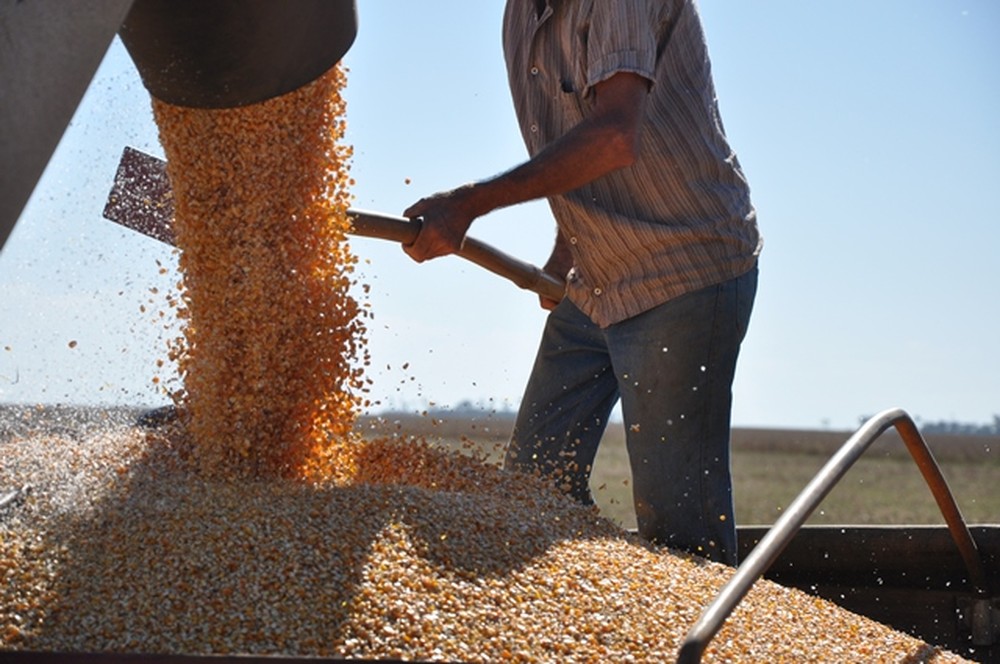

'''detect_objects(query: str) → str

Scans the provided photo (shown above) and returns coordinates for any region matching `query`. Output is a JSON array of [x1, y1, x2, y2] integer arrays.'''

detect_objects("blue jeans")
[[504, 266, 757, 564]]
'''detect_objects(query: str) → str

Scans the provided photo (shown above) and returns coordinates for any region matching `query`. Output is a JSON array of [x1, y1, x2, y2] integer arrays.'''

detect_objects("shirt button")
[[530, 66, 539, 76], [593, 287, 603, 296]]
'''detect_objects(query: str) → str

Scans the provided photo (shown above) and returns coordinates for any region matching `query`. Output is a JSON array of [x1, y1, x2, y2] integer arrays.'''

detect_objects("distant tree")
[[859, 413, 1000, 436], [918, 415, 1000, 436]]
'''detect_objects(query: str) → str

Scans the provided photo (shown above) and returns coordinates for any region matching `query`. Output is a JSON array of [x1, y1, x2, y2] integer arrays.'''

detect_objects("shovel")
[[102, 147, 565, 301]]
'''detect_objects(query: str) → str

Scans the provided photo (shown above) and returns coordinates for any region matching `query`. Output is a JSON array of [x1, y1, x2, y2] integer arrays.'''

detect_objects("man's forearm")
[[402, 72, 649, 263], [463, 72, 650, 218], [468, 111, 640, 216]]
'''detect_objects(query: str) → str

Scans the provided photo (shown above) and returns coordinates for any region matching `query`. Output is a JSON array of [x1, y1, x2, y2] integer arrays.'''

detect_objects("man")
[[402, 0, 761, 565]]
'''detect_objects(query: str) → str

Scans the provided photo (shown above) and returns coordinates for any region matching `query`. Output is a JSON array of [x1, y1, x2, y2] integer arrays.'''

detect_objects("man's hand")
[[402, 185, 480, 263]]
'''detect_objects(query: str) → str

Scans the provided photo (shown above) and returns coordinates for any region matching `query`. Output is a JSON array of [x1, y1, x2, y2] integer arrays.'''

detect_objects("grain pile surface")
[[0, 407, 972, 663], [151, 63, 366, 480]]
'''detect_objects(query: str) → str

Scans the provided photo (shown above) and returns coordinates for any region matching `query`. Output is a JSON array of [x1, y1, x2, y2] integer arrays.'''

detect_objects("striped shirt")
[[502, 0, 762, 327]]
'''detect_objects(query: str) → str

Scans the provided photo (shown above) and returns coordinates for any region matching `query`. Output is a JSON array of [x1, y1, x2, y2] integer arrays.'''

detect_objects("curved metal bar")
[[891, 415, 989, 593], [676, 407, 988, 664]]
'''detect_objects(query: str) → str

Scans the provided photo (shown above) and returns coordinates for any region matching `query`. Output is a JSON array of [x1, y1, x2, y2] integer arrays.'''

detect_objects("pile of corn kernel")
[[0, 57, 973, 662], [0, 410, 970, 662], [150, 63, 367, 480]]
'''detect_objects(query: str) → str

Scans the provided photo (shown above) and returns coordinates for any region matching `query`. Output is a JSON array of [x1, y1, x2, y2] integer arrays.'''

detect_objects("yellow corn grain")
[[151, 63, 366, 480]]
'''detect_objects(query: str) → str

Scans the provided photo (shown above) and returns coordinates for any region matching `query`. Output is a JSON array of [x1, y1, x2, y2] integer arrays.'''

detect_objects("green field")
[[360, 412, 1000, 530]]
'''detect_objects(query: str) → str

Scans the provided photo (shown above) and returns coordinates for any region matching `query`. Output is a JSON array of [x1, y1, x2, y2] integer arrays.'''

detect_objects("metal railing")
[[676, 407, 989, 663]]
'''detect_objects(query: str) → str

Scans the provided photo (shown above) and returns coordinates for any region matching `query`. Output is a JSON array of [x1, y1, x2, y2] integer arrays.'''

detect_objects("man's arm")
[[402, 71, 650, 263]]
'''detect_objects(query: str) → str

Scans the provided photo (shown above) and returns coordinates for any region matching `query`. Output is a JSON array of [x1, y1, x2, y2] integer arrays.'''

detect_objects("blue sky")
[[1, 1, 998, 430]]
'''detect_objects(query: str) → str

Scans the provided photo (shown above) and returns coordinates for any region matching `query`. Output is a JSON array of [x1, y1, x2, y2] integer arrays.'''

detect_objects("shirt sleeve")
[[584, 0, 664, 94]]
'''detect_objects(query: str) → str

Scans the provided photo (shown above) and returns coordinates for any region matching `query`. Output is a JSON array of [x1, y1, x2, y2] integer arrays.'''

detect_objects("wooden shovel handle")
[[348, 210, 565, 302], [103, 147, 565, 302]]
